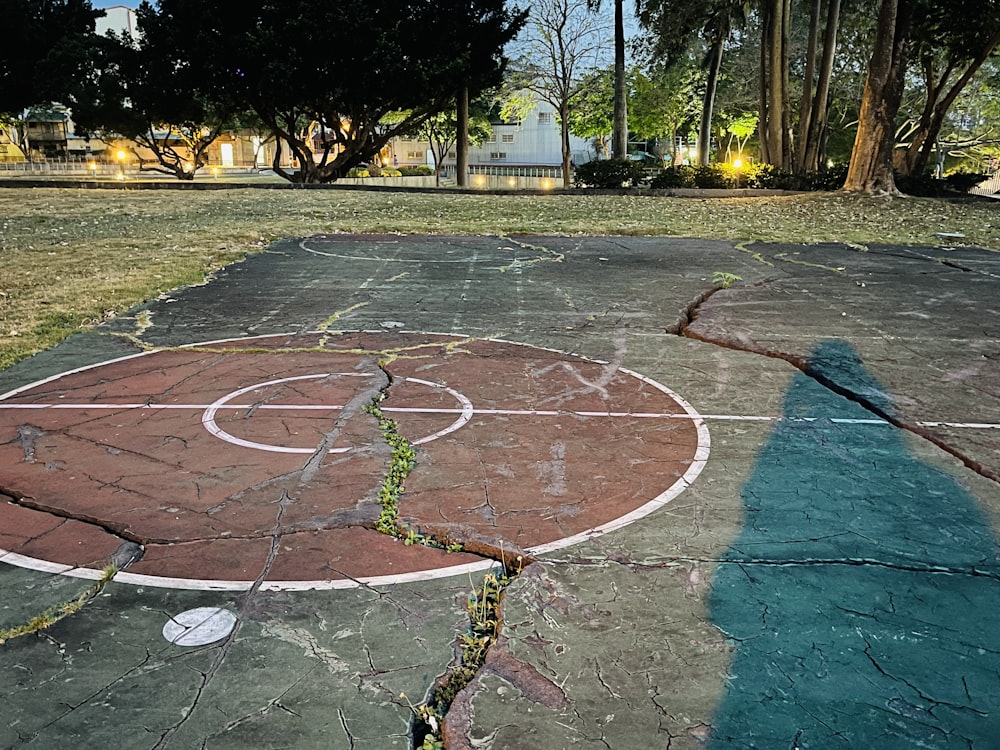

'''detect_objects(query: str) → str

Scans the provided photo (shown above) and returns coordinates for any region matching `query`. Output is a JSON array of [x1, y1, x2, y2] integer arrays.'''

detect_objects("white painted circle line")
[[162, 607, 238, 646], [201, 373, 367, 454], [299, 239, 483, 263], [200, 373, 475, 453], [403, 377, 475, 444], [0, 332, 712, 591]]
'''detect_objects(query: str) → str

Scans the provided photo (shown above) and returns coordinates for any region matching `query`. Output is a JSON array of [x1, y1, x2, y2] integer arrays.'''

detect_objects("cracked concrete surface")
[[2, 234, 999, 748]]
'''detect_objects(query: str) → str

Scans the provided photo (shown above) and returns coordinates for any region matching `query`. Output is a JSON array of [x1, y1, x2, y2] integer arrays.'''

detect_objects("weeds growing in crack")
[[364, 395, 463, 553], [405, 567, 512, 748], [712, 271, 743, 289], [0, 564, 117, 644]]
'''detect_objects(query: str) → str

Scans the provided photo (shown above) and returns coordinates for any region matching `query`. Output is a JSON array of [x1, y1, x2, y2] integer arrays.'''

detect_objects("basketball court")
[[1, 233, 999, 749]]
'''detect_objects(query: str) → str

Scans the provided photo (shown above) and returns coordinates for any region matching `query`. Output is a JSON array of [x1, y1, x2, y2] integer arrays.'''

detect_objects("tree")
[[759, 0, 792, 170], [587, 0, 629, 158], [72, 23, 231, 180], [512, 0, 610, 186], [568, 69, 615, 157], [795, 0, 843, 175], [147, 0, 524, 184], [0, 0, 102, 159], [638, 0, 748, 166], [894, 0, 1000, 177], [843, 0, 915, 193], [629, 63, 700, 163], [407, 102, 492, 186], [0, 0, 101, 114]]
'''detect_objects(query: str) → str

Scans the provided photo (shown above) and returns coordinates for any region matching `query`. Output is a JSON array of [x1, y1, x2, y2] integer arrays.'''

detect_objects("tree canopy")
[[131, 0, 525, 183], [0, 0, 102, 116]]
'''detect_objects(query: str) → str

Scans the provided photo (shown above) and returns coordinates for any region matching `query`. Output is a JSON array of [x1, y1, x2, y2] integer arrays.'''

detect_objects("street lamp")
[[116, 150, 127, 180]]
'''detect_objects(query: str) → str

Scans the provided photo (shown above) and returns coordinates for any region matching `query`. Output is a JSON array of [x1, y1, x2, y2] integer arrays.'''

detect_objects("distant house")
[[472, 101, 593, 167], [390, 99, 595, 171]]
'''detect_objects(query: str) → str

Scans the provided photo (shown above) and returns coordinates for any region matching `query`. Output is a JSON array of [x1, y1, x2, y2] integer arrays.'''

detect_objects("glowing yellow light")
[[507, 177, 517, 187], [211, 167, 219, 179], [115, 172, 125, 181], [474, 175, 486, 187], [733, 158, 743, 170], [183, 161, 194, 173], [116, 150, 127, 161], [540, 179, 552, 190], [88, 161, 96, 170]]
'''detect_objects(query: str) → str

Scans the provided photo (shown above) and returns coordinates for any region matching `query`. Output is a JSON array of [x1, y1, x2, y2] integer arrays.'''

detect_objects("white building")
[[95, 5, 138, 38], [470, 100, 593, 167]]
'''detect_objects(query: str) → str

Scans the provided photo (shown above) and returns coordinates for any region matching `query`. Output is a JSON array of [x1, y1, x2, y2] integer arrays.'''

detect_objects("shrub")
[[895, 172, 945, 197], [380, 168, 402, 177], [399, 165, 434, 176], [944, 169, 987, 194], [573, 158, 646, 188], [649, 166, 696, 189], [744, 163, 796, 189], [693, 165, 733, 189], [799, 164, 849, 191], [347, 167, 370, 178]]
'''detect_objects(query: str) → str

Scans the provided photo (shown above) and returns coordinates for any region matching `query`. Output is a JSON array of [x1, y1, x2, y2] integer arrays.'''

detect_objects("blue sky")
[[93, 1, 136, 8]]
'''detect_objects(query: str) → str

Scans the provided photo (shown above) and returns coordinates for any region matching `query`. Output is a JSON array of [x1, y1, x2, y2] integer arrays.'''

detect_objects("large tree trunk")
[[759, 0, 791, 169], [843, 0, 914, 194], [803, 0, 841, 174], [611, 0, 628, 158], [456, 86, 469, 187], [697, 36, 724, 166], [795, 0, 821, 174]]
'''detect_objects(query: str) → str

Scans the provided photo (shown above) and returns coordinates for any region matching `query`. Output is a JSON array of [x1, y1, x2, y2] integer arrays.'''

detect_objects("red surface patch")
[[0, 333, 706, 588]]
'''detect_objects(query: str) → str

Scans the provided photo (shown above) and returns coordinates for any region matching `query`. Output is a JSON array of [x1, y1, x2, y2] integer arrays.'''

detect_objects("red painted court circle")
[[0, 332, 709, 590]]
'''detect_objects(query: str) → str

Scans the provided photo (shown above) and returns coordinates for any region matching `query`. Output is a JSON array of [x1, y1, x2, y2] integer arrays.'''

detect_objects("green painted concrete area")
[[709, 341, 1000, 749]]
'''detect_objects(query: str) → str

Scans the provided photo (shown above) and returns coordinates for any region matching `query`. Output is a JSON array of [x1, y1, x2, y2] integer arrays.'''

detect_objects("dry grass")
[[1, 186, 998, 370]]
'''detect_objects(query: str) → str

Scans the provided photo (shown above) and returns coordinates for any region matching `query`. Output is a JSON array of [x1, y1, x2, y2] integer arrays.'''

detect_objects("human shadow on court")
[[708, 340, 1000, 749]]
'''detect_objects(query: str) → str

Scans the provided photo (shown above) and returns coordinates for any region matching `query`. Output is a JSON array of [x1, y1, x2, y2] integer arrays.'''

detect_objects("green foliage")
[[573, 158, 646, 188], [649, 163, 848, 191], [0, 0, 102, 115], [364, 397, 462, 553], [692, 164, 733, 189], [408, 569, 512, 748], [712, 271, 742, 288], [743, 163, 794, 189], [399, 165, 435, 176], [649, 165, 696, 188], [568, 68, 614, 156], [140, 0, 525, 184], [0, 564, 117, 644], [944, 169, 988, 194]]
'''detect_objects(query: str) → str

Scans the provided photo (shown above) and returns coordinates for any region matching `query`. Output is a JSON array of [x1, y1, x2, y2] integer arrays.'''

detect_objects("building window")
[[490, 152, 507, 160], [538, 112, 552, 124], [406, 151, 422, 160], [485, 132, 497, 143], [501, 133, 515, 143]]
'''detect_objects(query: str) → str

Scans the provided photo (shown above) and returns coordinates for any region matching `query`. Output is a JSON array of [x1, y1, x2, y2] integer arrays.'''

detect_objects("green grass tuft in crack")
[[0, 565, 118, 644]]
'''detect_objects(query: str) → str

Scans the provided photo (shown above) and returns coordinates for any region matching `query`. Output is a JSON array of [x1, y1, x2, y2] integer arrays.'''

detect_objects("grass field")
[[1, 185, 998, 370]]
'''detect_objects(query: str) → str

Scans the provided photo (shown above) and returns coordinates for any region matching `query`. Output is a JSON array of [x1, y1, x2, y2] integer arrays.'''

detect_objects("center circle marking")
[[201, 373, 474, 454]]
